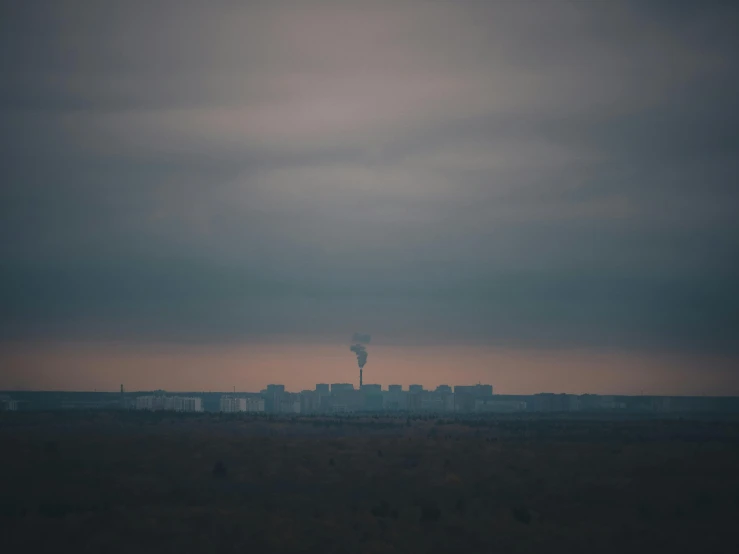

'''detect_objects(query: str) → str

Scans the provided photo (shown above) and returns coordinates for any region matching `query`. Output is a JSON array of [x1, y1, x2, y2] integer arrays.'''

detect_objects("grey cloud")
[[3, 256, 737, 355], [1, 1, 738, 355]]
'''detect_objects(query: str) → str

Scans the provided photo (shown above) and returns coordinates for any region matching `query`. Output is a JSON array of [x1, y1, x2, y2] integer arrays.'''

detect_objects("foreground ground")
[[1, 412, 739, 553]]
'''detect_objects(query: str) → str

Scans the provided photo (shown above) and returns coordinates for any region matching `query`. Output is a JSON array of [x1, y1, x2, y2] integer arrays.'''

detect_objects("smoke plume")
[[350, 333, 370, 368]]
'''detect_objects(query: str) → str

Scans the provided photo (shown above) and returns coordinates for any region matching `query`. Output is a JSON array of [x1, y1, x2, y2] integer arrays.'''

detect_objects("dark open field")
[[2, 412, 739, 553]]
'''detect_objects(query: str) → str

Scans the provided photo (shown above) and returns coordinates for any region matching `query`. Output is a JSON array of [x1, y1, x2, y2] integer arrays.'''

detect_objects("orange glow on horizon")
[[1, 340, 737, 396]]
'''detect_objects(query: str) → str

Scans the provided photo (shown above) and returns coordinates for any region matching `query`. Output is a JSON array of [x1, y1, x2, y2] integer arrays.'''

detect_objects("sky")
[[1, 1, 738, 394]]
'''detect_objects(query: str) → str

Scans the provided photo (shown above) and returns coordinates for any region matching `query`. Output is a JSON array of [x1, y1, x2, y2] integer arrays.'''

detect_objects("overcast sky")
[[1, 1, 738, 391]]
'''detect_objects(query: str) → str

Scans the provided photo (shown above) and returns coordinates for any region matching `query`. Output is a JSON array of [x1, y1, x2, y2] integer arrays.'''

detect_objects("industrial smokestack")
[[350, 333, 370, 389]]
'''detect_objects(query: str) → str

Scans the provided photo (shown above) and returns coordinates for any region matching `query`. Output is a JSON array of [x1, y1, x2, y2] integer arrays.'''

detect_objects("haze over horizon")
[[1, 1, 738, 394]]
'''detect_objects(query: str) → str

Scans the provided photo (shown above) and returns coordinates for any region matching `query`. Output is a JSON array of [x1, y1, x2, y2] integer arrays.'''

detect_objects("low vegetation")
[[1, 411, 739, 553]]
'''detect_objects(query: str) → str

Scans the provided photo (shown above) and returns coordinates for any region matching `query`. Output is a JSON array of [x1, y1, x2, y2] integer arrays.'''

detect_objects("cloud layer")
[[1, 1, 738, 354]]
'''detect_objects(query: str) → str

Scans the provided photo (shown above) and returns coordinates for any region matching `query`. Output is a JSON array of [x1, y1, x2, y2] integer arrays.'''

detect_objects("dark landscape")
[[3, 1, 739, 552], [3, 411, 739, 553]]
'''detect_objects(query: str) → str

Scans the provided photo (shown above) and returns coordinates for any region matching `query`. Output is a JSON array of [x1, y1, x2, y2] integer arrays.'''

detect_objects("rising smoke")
[[350, 333, 370, 368]]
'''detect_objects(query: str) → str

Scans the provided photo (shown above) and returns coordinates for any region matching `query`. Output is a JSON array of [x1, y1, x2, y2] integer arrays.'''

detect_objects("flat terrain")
[[2, 412, 739, 553]]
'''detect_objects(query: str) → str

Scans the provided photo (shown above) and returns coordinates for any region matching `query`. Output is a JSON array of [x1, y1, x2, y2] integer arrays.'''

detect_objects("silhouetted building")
[[264, 384, 286, 413], [0, 395, 20, 411], [453, 384, 493, 411], [331, 383, 354, 393], [579, 394, 602, 411], [409, 384, 424, 394], [600, 396, 626, 410], [454, 384, 493, 397], [420, 393, 444, 412], [300, 390, 319, 413], [475, 399, 526, 413], [365, 394, 383, 411], [362, 385, 383, 410], [531, 393, 570, 412], [278, 392, 301, 414], [220, 396, 265, 413], [651, 396, 671, 413], [407, 391, 423, 411], [383, 387, 405, 410], [315, 385, 331, 412], [220, 396, 246, 412], [332, 389, 362, 412], [136, 395, 202, 412], [246, 397, 265, 412], [431, 386, 454, 412], [575, 394, 625, 411]]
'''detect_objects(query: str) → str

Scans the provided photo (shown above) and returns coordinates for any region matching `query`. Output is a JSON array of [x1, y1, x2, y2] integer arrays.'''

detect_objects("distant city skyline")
[[2, 341, 737, 396]]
